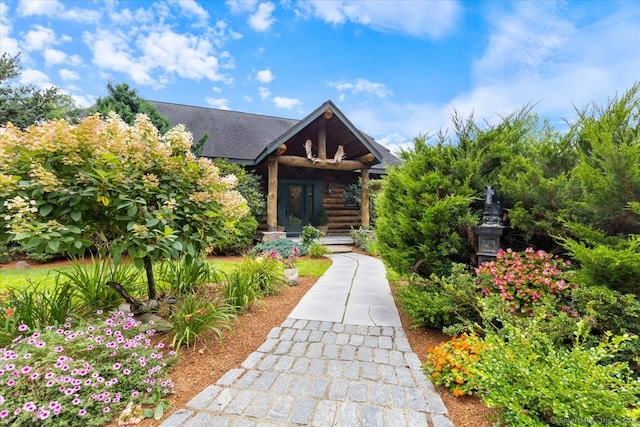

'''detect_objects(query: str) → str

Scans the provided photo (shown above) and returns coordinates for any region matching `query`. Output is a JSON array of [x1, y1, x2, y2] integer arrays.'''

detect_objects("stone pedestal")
[[475, 225, 506, 265], [261, 231, 286, 242]]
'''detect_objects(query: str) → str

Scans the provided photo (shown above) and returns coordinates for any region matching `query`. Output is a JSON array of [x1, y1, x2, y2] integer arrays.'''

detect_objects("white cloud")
[[59, 68, 79, 81], [273, 96, 301, 109], [226, 0, 259, 14], [23, 25, 57, 51], [299, 0, 461, 39], [0, 3, 19, 55], [206, 96, 231, 110], [17, 0, 99, 22], [249, 2, 276, 32], [168, 0, 209, 23], [256, 69, 274, 83], [83, 25, 231, 88], [19, 68, 53, 89], [258, 86, 270, 99], [43, 48, 66, 66], [329, 78, 392, 98], [83, 29, 155, 86], [137, 30, 227, 82]]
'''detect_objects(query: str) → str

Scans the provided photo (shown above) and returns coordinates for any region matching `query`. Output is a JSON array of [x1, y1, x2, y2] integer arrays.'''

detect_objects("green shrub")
[[308, 242, 330, 258], [571, 285, 640, 373], [170, 292, 236, 349], [475, 321, 640, 426], [301, 225, 322, 247], [156, 256, 212, 296], [252, 238, 306, 258], [210, 214, 258, 255], [561, 233, 640, 294], [238, 256, 286, 296], [58, 257, 141, 312], [394, 264, 480, 331]]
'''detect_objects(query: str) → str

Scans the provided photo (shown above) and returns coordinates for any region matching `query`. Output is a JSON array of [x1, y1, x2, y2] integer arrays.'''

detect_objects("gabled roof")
[[150, 100, 400, 173]]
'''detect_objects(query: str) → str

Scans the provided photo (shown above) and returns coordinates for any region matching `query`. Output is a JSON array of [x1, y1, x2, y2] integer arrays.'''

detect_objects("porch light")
[[326, 183, 333, 194]]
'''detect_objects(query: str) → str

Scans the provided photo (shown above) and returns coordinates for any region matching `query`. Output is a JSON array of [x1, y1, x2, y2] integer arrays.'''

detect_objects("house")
[[151, 100, 400, 236]]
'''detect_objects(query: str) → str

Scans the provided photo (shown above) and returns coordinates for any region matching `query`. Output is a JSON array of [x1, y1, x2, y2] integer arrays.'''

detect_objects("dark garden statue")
[[482, 185, 503, 225]]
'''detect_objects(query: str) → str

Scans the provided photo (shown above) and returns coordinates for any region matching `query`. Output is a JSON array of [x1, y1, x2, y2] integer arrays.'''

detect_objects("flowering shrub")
[[0, 311, 176, 426], [476, 248, 577, 315], [423, 334, 487, 397], [266, 246, 301, 269], [0, 114, 250, 300]]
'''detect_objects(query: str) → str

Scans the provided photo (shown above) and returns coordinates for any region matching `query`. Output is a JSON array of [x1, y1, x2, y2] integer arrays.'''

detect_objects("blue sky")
[[2, 0, 639, 151]]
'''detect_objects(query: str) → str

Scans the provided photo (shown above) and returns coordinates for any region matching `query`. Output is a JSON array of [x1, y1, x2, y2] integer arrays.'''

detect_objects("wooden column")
[[318, 122, 327, 160], [267, 158, 278, 230], [361, 167, 370, 227]]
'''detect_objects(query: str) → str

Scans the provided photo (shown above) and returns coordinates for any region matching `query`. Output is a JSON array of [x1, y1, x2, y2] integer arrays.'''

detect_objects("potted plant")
[[317, 208, 329, 235]]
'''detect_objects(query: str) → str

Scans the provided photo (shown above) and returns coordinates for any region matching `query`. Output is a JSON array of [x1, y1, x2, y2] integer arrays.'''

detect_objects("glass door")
[[279, 182, 315, 235]]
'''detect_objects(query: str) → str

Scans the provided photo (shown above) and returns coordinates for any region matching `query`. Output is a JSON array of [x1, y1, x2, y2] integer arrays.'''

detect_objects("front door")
[[278, 181, 320, 235]]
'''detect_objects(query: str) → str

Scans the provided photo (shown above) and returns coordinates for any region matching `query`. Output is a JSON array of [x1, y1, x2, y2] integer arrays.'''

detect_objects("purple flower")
[[17, 324, 28, 332], [23, 402, 36, 412], [0, 409, 9, 418], [78, 408, 87, 416]]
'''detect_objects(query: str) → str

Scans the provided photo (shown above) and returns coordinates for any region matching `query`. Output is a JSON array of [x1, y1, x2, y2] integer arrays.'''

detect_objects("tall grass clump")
[[156, 256, 212, 296], [57, 257, 141, 313], [170, 292, 236, 349]]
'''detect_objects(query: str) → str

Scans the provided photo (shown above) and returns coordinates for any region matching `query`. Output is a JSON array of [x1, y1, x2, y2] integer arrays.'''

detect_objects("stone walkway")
[[160, 253, 453, 427]]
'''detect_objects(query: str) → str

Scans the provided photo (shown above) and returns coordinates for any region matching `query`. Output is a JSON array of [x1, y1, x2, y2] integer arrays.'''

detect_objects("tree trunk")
[[144, 256, 157, 300], [106, 281, 160, 314]]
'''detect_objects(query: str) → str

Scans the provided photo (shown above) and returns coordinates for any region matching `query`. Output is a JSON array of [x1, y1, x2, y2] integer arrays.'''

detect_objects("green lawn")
[[0, 257, 332, 291]]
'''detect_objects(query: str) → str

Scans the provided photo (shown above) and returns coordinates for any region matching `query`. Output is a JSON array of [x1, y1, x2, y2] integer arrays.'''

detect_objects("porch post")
[[360, 167, 370, 227], [318, 121, 327, 160], [267, 158, 278, 231]]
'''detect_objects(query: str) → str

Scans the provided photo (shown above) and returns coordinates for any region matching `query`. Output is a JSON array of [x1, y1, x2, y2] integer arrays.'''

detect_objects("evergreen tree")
[[89, 82, 170, 134]]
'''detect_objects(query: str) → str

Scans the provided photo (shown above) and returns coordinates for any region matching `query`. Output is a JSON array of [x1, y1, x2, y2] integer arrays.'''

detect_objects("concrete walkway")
[[160, 253, 453, 427]]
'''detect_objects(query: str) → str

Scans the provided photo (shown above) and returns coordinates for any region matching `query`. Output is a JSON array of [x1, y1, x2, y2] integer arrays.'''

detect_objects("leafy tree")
[[0, 113, 249, 307], [0, 52, 80, 128], [375, 136, 477, 277], [89, 82, 171, 134]]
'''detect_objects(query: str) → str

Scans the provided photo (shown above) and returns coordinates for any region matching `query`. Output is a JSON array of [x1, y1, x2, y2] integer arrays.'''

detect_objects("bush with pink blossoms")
[[476, 248, 578, 315], [0, 311, 176, 426]]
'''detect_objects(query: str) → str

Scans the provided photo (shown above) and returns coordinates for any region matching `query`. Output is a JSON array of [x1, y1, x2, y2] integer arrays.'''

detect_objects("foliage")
[[423, 334, 487, 397], [0, 113, 249, 300], [216, 269, 260, 313], [252, 238, 306, 259], [560, 229, 640, 294], [476, 248, 577, 315], [170, 292, 235, 349], [0, 52, 81, 129], [237, 255, 286, 295], [213, 160, 266, 218], [0, 311, 176, 426], [307, 242, 330, 258], [88, 82, 170, 134], [5, 280, 80, 332], [211, 214, 258, 255], [474, 321, 640, 426], [375, 136, 478, 277], [317, 208, 329, 226], [300, 225, 322, 246], [571, 285, 640, 373], [58, 257, 142, 313], [350, 226, 372, 250], [394, 264, 480, 331], [156, 256, 212, 296]]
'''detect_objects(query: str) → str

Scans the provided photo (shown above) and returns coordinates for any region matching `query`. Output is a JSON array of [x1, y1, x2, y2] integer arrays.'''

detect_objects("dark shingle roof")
[[150, 100, 400, 173]]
